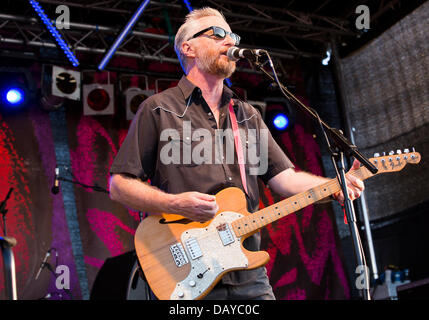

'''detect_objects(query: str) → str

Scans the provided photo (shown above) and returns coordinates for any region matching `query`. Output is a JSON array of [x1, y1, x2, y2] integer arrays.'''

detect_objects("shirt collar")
[[177, 75, 235, 106]]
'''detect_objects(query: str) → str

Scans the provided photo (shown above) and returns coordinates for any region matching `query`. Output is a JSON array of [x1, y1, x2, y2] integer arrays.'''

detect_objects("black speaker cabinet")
[[90, 251, 152, 300], [397, 277, 429, 300]]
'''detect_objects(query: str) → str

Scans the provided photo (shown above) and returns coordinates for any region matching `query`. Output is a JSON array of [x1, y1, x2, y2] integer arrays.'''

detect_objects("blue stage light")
[[28, 0, 79, 67], [182, 0, 194, 12], [273, 114, 289, 130], [98, 0, 151, 70], [0, 86, 28, 109], [6, 88, 24, 105]]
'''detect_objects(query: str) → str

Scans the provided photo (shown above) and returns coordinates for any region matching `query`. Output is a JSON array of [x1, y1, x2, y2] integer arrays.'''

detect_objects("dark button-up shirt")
[[110, 76, 294, 285]]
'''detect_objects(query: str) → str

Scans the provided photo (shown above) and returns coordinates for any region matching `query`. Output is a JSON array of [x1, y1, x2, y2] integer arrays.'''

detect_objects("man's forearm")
[[109, 174, 174, 215], [268, 168, 331, 198]]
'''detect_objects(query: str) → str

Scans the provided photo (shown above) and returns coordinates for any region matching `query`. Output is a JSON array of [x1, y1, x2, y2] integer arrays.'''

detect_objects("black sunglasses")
[[188, 26, 241, 46]]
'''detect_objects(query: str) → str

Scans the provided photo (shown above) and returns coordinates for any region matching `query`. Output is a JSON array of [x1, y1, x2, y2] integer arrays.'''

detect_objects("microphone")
[[227, 47, 266, 61], [35, 250, 51, 280], [51, 167, 60, 194]]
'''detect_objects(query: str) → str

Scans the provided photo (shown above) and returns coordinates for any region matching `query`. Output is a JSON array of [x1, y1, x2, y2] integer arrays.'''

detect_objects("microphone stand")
[[251, 53, 376, 300], [55, 166, 109, 194], [0, 187, 18, 300], [0, 187, 14, 236]]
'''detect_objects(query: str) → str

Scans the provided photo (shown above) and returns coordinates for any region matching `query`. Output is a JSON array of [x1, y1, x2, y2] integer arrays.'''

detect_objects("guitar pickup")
[[217, 223, 235, 246], [185, 237, 203, 260]]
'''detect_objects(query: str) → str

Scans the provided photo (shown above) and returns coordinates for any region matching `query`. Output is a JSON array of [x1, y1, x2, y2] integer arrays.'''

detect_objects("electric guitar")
[[134, 150, 421, 300]]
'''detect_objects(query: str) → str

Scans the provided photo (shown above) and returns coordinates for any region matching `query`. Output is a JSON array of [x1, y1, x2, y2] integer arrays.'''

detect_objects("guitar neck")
[[231, 166, 374, 238]]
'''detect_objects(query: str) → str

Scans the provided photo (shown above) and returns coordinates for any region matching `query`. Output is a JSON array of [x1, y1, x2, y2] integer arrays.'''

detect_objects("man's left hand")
[[333, 159, 365, 204]]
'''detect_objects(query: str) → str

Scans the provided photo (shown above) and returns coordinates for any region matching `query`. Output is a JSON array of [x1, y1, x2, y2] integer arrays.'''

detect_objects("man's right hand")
[[169, 192, 218, 222]]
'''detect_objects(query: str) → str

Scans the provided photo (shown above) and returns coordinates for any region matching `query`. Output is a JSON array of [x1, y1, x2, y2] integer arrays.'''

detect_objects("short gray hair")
[[174, 7, 227, 73]]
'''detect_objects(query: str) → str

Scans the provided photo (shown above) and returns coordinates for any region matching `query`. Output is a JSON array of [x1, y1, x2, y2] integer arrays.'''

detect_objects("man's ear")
[[182, 41, 196, 59]]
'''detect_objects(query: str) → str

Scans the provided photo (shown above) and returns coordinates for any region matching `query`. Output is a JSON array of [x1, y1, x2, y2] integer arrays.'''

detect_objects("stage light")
[[322, 48, 331, 66], [98, 0, 151, 70], [0, 68, 36, 112], [83, 83, 114, 115], [125, 87, 154, 120], [273, 114, 289, 130], [28, 0, 79, 67], [264, 97, 295, 133], [51, 66, 81, 101], [1, 85, 28, 109], [5, 88, 24, 105], [182, 0, 193, 12]]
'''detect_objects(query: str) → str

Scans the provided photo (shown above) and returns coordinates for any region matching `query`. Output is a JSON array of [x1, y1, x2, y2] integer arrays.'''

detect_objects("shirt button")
[[228, 177, 232, 181], [208, 112, 212, 116]]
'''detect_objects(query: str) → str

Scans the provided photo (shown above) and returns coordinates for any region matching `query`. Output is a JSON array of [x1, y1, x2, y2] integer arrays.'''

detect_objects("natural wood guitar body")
[[134, 187, 269, 300], [134, 151, 420, 300]]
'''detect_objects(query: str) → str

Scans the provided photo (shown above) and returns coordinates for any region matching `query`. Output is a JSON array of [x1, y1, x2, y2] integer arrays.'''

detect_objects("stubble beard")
[[195, 46, 236, 78]]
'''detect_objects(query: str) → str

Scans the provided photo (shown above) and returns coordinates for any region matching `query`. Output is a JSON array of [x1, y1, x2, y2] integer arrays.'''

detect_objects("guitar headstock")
[[370, 149, 421, 173]]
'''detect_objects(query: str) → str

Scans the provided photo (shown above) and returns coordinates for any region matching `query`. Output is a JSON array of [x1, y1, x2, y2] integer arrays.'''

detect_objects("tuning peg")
[[382, 152, 386, 156], [412, 147, 416, 152], [404, 148, 410, 153], [389, 151, 395, 155], [396, 149, 402, 154], [374, 152, 380, 157]]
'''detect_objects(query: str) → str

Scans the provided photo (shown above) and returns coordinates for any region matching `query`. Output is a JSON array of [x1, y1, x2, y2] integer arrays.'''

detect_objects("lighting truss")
[[28, 0, 79, 67]]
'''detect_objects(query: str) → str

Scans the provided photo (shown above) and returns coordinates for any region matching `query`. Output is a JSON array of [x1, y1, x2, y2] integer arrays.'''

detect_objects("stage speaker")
[[397, 277, 429, 300], [126, 260, 152, 300], [90, 251, 152, 300]]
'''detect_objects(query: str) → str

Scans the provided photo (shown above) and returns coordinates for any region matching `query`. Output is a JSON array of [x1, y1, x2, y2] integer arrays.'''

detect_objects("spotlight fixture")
[[322, 44, 332, 66], [264, 97, 295, 133], [83, 83, 114, 115], [322, 49, 331, 66], [272, 113, 290, 130], [52, 66, 81, 101], [0, 67, 36, 111], [1, 85, 28, 110], [5, 88, 25, 106], [125, 87, 154, 120]]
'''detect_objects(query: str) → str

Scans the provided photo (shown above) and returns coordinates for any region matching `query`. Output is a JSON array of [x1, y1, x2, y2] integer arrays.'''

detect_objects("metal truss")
[[0, 0, 409, 73]]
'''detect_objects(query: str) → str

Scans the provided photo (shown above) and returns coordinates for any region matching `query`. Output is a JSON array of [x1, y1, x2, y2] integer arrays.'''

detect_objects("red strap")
[[228, 99, 248, 195], [342, 205, 348, 225]]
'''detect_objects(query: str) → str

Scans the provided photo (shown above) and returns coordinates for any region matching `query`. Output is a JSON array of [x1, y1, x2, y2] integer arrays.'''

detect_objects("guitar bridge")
[[170, 242, 189, 268]]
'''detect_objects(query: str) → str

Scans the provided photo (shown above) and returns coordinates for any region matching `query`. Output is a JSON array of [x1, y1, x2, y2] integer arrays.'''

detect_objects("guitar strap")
[[228, 99, 249, 196]]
